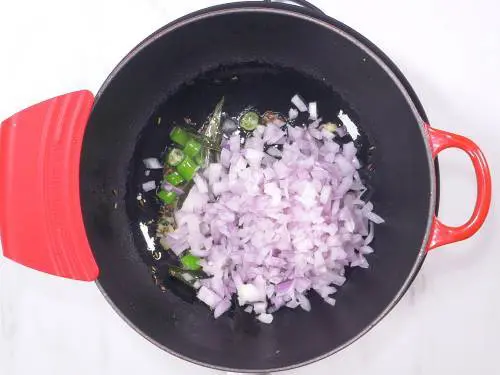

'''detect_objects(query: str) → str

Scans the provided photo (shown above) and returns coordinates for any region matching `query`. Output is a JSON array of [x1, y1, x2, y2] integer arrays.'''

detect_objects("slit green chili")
[[167, 148, 185, 167], [176, 156, 199, 181], [165, 171, 185, 186], [170, 126, 190, 146], [180, 253, 201, 271], [157, 190, 177, 204], [239, 111, 260, 131], [183, 138, 202, 158]]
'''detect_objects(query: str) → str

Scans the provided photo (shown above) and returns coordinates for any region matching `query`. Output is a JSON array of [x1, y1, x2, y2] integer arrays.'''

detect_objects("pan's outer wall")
[[80, 3, 435, 372]]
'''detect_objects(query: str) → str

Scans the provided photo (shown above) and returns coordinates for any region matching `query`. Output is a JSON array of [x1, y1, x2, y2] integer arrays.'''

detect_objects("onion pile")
[[163, 114, 383, 323]]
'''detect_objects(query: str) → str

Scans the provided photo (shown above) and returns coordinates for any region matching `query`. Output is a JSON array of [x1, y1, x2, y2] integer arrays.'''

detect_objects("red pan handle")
[[0, 91, 99, 281], [425, 124, 492, 251]]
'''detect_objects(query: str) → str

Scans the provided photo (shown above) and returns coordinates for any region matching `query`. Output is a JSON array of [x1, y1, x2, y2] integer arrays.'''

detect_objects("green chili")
[[165, 171, 185, 186], [180, 253, 201, 271], [193, 152, 204, 166], [167, 148, 185, 167], [170, 126, 191, 146], [183, 138, 202, 158], [176, 156, 199, 181], [157, 190, 177, 204], [239, 111, 260, 131], [167, 264, 208, 280]]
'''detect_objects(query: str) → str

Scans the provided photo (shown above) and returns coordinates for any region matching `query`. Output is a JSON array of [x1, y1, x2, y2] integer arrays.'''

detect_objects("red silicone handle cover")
[[425, 124, 492, 251], [0, 91, 99, 281]]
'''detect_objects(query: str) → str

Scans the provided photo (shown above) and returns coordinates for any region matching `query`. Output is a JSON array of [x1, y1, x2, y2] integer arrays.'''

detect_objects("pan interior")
[[81, 6, 432, 371]]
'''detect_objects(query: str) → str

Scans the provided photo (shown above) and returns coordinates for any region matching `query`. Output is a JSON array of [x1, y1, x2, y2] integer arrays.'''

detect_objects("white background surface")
[[0, 0, 499, 374]]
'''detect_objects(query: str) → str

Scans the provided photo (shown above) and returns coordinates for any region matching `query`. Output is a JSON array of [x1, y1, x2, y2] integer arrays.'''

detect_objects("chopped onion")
[[366, 211, 385, 224], [197, 286, 222, 309], [253, 302, 267, 314], [297, 293, 311, 312], [364, 222, 375, 245], [193, 174, 209, 194], [162, 182, 184, 195], [163, 96, 383, 322], [336, 126, 347, 138], [266, 146, 282, 158], [143, 158, 163, 169], [263, 124, 286, 145], [222, 118, 238, 134], [214, 299, 232, 318], [324, 297, 336, 307], [309, 118, 322, 129], [308, 102, 318, 120], [237, 283, 266, 305], [142, 180, 156, 192], [338, 110, 360, 140], [257, 313, 273, 324], [291, 94, 308, 112]]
